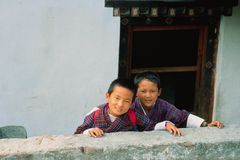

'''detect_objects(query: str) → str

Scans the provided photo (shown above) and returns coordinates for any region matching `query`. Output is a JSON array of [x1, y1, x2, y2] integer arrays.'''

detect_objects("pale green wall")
[[214, 4, 240, 126]]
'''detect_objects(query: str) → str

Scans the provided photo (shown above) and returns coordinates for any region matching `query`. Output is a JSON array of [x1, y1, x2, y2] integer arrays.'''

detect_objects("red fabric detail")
[[127, 109, 137, 126], [93, 109, 100, 124], [93, 103, 108, 124]]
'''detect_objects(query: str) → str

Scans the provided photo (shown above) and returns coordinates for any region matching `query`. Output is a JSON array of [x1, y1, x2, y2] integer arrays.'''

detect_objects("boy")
[[74, 78, 151, 137], [132, 71, 224, 136]]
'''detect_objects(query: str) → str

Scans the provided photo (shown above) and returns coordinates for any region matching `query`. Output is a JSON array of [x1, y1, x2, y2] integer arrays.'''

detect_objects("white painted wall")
[[214, 4, 240, 126], [0, 0, 119, 136], [1, 0, 239, 137]]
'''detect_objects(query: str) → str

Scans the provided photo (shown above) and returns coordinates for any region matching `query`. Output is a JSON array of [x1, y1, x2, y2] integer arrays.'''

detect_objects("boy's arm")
[[187, 114, 224, 128], [74, 112, 95, 134], [162, 100, 224, 129], [162, 102, 190, 128]]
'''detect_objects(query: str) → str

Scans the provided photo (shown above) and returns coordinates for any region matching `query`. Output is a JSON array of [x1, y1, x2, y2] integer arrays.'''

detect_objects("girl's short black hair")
[[107, 78, 134, 95], [134, 71, 161, 90]]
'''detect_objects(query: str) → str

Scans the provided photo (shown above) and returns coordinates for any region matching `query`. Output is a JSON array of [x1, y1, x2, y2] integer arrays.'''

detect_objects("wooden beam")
[[131, 66, 198, 73]]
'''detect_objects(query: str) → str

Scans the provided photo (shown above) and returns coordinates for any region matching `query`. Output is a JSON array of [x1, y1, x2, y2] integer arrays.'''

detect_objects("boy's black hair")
[[108, 78, 135, 95], [134, 71, 161, 90]]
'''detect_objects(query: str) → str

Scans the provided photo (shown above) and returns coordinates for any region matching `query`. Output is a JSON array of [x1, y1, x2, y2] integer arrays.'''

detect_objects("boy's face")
[[136, 79, 161, 110], [106, 85, 134, 117]]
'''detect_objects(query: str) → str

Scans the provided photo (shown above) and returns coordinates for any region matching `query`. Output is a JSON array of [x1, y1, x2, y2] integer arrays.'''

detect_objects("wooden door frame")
[[127, 25, 208, 115], [118, 16, 220, 121]]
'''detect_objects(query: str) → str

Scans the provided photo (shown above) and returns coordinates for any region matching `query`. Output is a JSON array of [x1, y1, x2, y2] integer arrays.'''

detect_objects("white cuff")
[[83, 128, 94, 135], [187, 114, 205, 128], [154, 121, 174, 130]]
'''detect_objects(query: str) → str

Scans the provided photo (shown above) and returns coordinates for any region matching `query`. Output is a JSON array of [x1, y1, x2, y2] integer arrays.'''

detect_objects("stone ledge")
[[1, 127, 240, 160]]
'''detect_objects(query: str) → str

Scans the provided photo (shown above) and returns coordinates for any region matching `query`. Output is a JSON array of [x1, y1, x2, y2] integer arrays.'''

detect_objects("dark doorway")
[[129, 26, 206, 113], [131, 29, 199, 68]]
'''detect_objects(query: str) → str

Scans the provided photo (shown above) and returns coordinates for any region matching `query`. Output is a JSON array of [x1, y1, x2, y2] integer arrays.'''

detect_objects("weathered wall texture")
[[1, 128, 240, 160]]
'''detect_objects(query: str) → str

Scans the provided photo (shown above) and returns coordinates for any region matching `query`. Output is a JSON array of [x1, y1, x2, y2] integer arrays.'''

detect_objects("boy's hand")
[[165, 122, 182, 136], [88, 128, 104, 137], [208, 120, 224, 128]]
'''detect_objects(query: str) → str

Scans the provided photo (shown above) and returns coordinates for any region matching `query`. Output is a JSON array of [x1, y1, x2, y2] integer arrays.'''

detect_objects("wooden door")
[[118, 16, 220, 120]]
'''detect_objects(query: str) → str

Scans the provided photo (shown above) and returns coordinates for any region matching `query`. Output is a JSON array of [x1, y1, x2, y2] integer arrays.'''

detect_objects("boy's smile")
[[136, 79, 161, 111], [106, 85, 133, 117]]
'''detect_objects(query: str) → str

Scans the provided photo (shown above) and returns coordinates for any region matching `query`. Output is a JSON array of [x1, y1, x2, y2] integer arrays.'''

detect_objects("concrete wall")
[[1, 128, 240, 160], [214, 4, 240, 126], [0, 0, 119, 136]]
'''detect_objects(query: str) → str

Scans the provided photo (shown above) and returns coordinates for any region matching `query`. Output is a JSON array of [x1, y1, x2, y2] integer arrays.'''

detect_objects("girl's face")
[[106, 86, 133, 117], [136, 79, 161, 111]]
